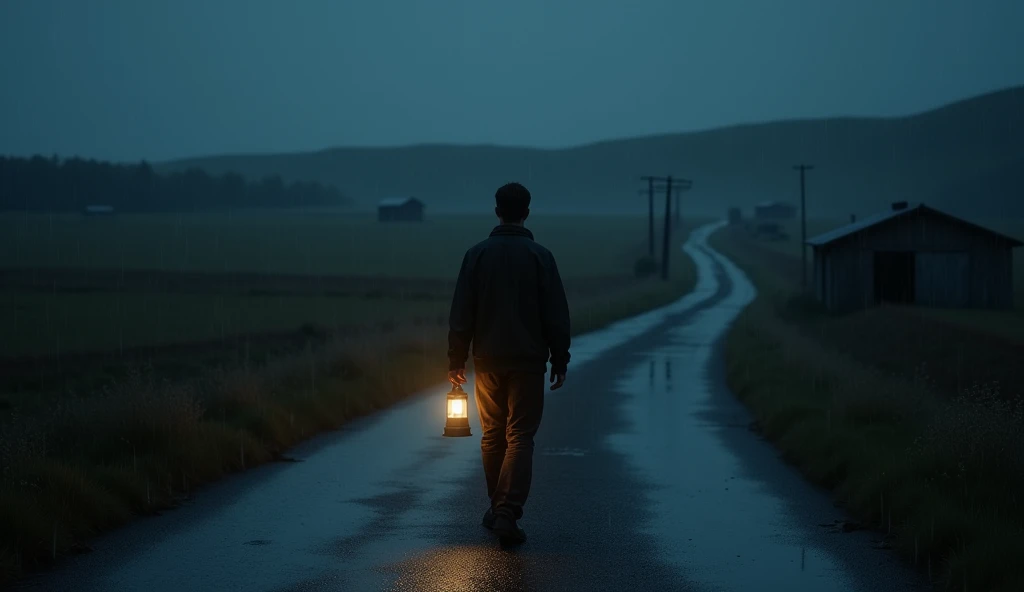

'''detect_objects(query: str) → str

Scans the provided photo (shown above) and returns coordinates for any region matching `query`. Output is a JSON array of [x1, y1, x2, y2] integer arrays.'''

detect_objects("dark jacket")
[[448, 224, 571, 375]]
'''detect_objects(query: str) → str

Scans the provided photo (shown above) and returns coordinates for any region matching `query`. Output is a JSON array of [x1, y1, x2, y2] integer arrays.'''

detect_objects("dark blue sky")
[[2, 0, 1022, 162]]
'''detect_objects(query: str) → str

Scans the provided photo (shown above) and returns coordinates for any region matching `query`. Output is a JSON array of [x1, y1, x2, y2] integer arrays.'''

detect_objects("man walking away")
[[447, 182, 571, 544]]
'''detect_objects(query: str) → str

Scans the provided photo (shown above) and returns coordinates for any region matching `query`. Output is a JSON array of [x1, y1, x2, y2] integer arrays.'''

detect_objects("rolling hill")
[[158, 86, 1024, 219]]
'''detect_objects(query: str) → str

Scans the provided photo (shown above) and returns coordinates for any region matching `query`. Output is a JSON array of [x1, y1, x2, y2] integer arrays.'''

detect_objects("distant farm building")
[[754, 201, 796, 221], [377, 197, 425, 222], [83, 205, 115, 216], [807, 202, 1022, 312]]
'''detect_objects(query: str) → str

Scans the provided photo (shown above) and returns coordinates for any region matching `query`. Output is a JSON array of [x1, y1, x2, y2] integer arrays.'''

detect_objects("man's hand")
[[550, 372, 566, 391], [448, 368, 467, 387]]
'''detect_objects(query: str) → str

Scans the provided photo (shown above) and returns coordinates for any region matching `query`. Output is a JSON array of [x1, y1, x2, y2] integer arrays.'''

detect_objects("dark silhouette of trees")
[[0, 155, 348, 212]]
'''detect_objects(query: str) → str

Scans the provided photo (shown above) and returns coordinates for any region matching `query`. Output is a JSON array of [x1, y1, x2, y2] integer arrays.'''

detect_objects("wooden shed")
[[807, 202, 1022, 312], [377, 197, 425, 222], [754, 201, 796, 220]]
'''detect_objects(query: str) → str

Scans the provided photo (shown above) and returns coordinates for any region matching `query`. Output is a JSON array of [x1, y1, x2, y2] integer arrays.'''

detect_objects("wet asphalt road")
[[17, 222, 924, 592]]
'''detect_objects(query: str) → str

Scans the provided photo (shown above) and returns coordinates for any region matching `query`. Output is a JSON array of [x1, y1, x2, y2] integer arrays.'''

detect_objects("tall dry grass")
[[0, 324, 444, 582]]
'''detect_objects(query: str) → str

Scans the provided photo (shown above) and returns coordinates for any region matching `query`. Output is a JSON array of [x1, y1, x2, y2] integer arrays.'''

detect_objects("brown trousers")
[[474, 370, 545, 520]]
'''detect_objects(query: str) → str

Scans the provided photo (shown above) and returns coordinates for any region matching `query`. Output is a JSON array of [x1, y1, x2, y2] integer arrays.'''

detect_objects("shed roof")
[[378, 197, 424, 207], [806, 203, 1023, 248]]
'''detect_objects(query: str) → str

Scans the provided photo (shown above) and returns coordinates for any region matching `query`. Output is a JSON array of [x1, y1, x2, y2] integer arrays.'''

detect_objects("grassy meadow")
[[0, 211, 659, 358], [0, 291, 447, 358], [712, 219, 1024, 591], [0, 210, 647, 277], [0, 210, 702, 584]]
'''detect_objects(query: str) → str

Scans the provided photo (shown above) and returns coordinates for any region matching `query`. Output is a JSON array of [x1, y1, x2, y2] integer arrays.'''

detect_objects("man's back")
[[448, 223, 571, 375]]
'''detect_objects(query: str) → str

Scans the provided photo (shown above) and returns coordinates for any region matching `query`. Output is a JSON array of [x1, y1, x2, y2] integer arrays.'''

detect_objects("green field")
[[0, 211, 649, 278], [0, 291, 445, 358], [1, 212, 679, 358]]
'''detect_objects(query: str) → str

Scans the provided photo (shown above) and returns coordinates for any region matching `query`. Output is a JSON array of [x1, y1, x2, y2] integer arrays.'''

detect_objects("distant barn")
[[807, 202, 1022, 312], [754, 201, 796, 221], [377, 197, 424, 222], [83, 205, 115, 216]]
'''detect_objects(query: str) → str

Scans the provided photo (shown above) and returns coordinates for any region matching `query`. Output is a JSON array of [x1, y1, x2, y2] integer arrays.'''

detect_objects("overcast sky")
[[2, 0, 1022, 162]]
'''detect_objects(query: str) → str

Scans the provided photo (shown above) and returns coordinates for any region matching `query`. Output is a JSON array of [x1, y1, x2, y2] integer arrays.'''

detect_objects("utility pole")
[[793, 164, 814, 289], [639, 176, 691, 280]]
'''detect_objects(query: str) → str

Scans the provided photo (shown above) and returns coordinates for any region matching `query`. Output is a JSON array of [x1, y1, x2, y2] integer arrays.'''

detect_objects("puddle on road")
[[607, 229, 919, 592]]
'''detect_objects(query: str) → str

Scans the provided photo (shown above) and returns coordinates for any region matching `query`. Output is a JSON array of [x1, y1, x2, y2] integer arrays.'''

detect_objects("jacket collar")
[[489, 224, 534, 240]]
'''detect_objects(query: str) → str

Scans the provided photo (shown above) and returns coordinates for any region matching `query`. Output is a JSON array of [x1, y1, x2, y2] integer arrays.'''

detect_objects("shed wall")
[[915, 252, 969, 307], [812, 249, 826, 306], [822, 247, 873, 312], [970, 247, 1013, 308], [815, 211, 1015, 311]]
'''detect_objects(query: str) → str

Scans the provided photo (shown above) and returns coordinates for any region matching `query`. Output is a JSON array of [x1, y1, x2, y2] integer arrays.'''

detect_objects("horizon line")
[[157, 83, 1022, 164]]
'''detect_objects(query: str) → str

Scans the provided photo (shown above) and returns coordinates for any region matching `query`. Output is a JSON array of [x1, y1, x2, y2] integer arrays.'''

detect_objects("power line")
[[639, 176, 692, 280], [636, 180, 691, 256]]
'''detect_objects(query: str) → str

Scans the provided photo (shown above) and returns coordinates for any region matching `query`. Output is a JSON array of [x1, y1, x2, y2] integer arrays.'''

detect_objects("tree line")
[[0, 155, 348, 212]]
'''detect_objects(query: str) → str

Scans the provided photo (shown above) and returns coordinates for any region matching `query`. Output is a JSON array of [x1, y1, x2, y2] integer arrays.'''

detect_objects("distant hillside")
[[158, 86, 1024, 218]]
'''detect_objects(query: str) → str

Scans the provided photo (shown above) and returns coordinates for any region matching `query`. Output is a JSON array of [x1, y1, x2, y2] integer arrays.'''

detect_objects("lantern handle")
[[452, 382, 465, 392]]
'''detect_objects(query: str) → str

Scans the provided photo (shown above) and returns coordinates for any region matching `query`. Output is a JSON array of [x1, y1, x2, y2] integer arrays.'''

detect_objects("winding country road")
[[17, 222, 923, 591]]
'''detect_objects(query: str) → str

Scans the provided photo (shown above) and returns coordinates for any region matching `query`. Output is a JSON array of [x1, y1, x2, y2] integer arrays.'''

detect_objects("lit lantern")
[[443, 383, 472, 437]]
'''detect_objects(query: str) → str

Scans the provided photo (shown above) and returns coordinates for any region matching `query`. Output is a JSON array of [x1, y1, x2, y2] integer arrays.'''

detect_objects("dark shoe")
[[491, 514, 527, 544], [482, 508, 495, 530]]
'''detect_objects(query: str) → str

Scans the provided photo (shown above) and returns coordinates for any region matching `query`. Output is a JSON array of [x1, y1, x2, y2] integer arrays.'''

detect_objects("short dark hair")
[[495, 182, 531, 221]]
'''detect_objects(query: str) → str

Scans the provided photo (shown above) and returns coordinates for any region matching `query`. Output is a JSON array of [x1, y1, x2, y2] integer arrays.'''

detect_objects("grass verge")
[[713, 228, 1024, 591], [0, 232, 697, 586]]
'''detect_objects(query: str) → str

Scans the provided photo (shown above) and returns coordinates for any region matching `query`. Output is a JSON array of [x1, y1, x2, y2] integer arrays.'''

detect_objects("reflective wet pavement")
[[17, 222, 924, 591]]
